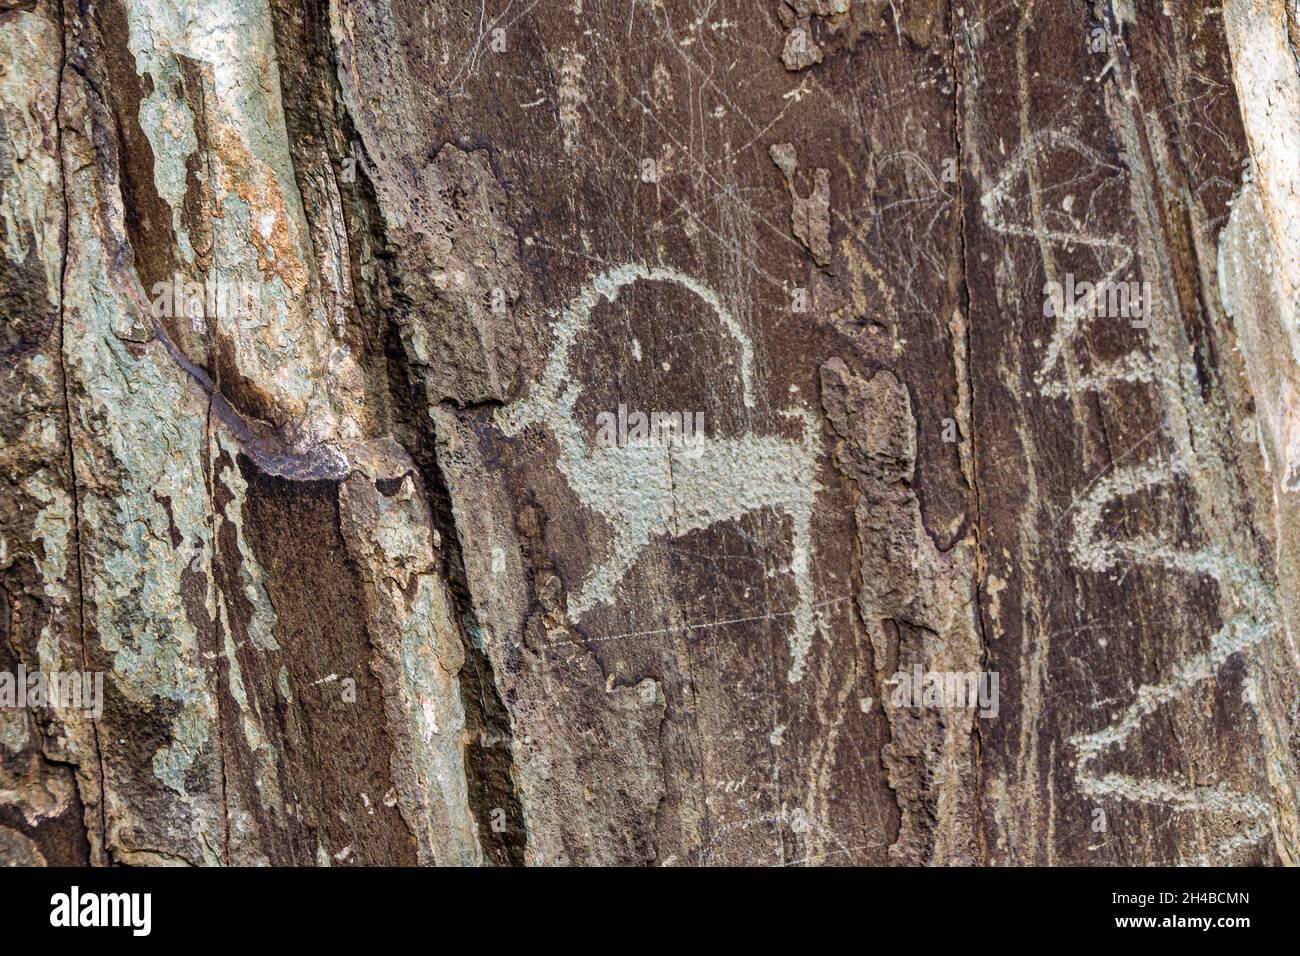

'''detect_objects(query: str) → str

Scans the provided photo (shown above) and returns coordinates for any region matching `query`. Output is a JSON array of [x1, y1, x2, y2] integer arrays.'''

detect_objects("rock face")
[[1, 0, 1297, 866]]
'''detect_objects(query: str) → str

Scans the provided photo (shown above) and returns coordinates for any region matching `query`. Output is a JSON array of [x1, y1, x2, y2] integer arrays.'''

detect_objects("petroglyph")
[[985, 129, 1282, 858], [496, 264, 826, 683], [1067, 457, 1278, 821], [6, 0, 1296, 870], [980, 130, 1149, 399]]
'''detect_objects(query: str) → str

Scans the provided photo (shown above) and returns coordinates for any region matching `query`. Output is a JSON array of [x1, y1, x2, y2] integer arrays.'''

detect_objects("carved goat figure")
[[496, 264, 825, 682]]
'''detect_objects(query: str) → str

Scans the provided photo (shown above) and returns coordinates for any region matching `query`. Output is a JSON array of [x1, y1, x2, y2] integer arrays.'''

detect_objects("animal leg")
[[567, 526, 653, 622], [785, 498, 820, 683]]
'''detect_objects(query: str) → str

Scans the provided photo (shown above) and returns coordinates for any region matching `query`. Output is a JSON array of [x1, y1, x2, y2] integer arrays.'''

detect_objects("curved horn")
[[496, 263, 757, 437]]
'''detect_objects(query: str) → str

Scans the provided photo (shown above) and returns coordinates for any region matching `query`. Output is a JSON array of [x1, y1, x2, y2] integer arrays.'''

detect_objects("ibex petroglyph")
[[496, 264, 825, 682]]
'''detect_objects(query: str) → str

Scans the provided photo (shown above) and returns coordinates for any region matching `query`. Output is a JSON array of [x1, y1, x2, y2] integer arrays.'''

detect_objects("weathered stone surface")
[[1, 0, 1297, 866]]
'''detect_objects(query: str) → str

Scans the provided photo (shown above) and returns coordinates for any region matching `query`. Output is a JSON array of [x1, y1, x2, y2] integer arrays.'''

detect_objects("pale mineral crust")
[[1, 0, 1297, 866]]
